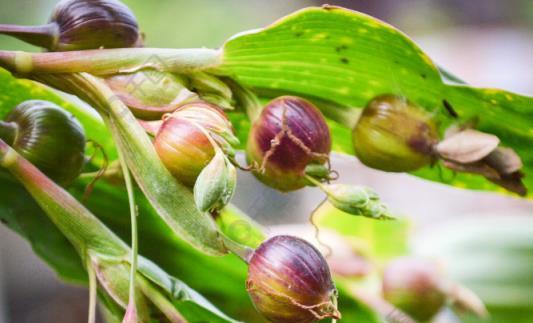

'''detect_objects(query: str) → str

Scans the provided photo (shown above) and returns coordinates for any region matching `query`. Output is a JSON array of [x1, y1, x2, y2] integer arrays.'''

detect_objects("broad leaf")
[[219, 6, 533, 197]]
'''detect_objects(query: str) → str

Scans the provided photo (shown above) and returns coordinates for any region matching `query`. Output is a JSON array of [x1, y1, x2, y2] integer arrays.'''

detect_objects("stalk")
[[221, 234, 254, 263], [87, 258, 97, 323], [116, 139, 139, 319], [0, 138, 128, 256], [137, 275, 187, 323], [0, 121, 18, 145], [0, 23, 58, 49], [0, 48, 222, 76]]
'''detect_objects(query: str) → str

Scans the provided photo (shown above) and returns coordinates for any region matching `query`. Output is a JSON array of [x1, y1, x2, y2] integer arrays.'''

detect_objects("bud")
[[325, 184, 392, 219], [352, 94, 439, 172], [0, 100, 86, 186], [154, 102, 238, 187], [382, 257, 447, 322], [106, 71, 197, 120], [246, 235, 340, 323], [190, 72, 234, 110], [0, 0, 142, 51], [193, 151, 236, 212], [246, 96, 332, 192]]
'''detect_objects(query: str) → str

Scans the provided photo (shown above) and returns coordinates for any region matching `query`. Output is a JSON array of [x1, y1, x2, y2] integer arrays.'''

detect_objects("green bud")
[[352, 94, 439, 172], [304, 163, 331, 180], [194, 152, 237, 213], [190, 72, 234, 109], [324, 184, 392, 220]]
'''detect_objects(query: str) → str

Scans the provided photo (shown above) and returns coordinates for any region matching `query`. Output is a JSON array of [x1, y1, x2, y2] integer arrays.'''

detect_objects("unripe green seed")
[[352, 94, 439, 172], [0, 100, 86, 186]]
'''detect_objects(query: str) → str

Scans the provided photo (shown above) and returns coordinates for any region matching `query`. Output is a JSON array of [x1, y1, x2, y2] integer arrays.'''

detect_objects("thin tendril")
[[309, 198, 332, 257], [87, 257, 97, 323], [82, 140, 109, 203]]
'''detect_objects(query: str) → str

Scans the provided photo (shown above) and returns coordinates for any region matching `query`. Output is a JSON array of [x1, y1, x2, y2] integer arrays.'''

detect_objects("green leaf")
[[0, 177, 86, 283], [137, 256, 239, 323], [219, 6, 533, 197]]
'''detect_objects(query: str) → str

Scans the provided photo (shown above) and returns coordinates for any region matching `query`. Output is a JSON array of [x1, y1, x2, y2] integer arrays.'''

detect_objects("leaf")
[[0, 176, 86, 283], [219, 6, 533, 197], [137, 256, 239, 323], [216, 204, 265, 249]]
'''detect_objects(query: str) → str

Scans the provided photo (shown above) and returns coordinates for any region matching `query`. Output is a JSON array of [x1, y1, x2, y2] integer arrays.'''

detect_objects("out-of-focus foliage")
[[416, 216, 533, 323]]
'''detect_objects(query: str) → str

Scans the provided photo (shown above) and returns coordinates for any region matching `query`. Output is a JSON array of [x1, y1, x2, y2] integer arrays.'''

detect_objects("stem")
[[0, 48, 222, 76], [0, 23, 58, 49], [0, 138, 128, 257], [304, 174, 330, 193], [116, 137, 139, 314], [87, 258, 97, 323], [0, 121, 18, 146], [137, 275, 187, 323], [221, 234, 254, 263]]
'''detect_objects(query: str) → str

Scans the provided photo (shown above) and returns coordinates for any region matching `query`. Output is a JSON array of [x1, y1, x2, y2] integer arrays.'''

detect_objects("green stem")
[[0, 138, 128, 257], [221, 234, 254, 263], [304, 174, 330, 193], [0, 121, 18, 146], [0, 23, 58, 49], [116, 136, 139, 313], [137, 275, 187, 323], [0, 48, 222, 76], [87, 257, 97, 323]]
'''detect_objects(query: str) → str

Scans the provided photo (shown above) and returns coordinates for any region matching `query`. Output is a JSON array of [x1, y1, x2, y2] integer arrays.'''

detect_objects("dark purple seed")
[[246, 96, 331, 192], [247, 235, 340, 323]]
